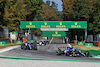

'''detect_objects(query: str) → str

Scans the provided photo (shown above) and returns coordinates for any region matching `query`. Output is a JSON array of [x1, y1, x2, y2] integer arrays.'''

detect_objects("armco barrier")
[[78, 42, 84, 45], [0, 39, 11, 43], [0, 41, 6, 46], [16, 40, 22, 44], [85, 43, 93, 47]]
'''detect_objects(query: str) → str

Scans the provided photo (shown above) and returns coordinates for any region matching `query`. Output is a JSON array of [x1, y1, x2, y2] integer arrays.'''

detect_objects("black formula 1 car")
[[21, 41, 37, 50], [56, 47, 89, 57]]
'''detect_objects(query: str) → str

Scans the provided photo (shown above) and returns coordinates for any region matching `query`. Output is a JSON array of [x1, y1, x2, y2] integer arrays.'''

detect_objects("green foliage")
[[62, 0, 100, 35], [45, 0, 63, 20], [3, 0, 29, 31], [0, 0, 5, 25], [0, 0, 44, 35], [92, 0, 100, 34], [46, 0, 58, 11], [56, 11, 63, 20], [40, 3, 59, 21], [46, 0, 50, 6], [1, 0, 43, 32], [31, 29, 42, 36], [25, 0, 43, 21], [7, 25, 13, 32], [0, 0, 62, 36], [51, 1, 58, 11], [71, 0, 91, 20]]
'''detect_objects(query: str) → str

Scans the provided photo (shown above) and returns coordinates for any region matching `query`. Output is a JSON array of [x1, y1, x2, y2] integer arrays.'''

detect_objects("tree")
[[71, 0, 94, 35], [71, 0, 100, 34], [62, 0, 100, 35], [4, 0, 29, 31], [51, 1, 58, 11], [0, 0, 5, 26], [40, 3, 59, 21], [62, 0, 75, 20], [25, 0, 43, 21], [45, 1, 63, 20], [91, 0, 100, 34], [46, 0, 50, 6]]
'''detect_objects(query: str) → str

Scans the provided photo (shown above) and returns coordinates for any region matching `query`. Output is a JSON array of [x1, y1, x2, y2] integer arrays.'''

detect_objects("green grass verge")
[[70, 43, 78, 46], [0, 56, 100, 63], [81, 50, 100, 56], [0, 43, 20, 49]]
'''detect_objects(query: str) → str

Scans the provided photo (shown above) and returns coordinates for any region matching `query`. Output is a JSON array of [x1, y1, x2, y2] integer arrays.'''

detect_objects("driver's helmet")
[[67, 47, 70, 50], [28, 41, 31, 43], [74, 48, 77, 51], [25, 41, 28, 43]]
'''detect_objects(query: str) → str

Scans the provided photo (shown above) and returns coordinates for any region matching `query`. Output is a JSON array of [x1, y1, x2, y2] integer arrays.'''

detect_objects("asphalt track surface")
[[0, 44, 100, 61]]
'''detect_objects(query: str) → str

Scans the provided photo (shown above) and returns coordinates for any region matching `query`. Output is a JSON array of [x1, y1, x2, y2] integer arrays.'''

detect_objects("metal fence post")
[[85, 29, 87, 42]]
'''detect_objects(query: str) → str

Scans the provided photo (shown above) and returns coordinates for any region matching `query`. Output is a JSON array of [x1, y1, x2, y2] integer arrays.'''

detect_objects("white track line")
[[92, 56, 100, 58], [49, 37, 54, 43], [0, 45, 20, 53]]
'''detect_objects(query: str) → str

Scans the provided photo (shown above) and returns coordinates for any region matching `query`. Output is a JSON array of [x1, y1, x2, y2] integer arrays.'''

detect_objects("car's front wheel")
[[21, 44, 24, 49]]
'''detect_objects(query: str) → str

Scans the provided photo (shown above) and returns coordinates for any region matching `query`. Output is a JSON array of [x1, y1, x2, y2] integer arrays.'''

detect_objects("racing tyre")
[[44, 43, 46, 46], [21, 44, 24, 49], [72, 51, 75, 57], [23, 44, 26, 50], [66, 52, 70, 56], [56, 50, 62, 55], [56, 51, 59, 55], [84, 51, 89, 57], [56, 51, 61, 55], [44, 41, 47, 46], [31, 43, 37, 50], [33, 45, 37, 50], [34, 47, 37, 50]]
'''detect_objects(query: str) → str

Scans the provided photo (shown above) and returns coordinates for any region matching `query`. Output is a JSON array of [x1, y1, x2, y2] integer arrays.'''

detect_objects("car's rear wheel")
[[31, 42, 37, 50], [56, 49, 62, 56], [84, 51, 89, 57], [56, 51, 61, 55], [66, 52, 71, 56]]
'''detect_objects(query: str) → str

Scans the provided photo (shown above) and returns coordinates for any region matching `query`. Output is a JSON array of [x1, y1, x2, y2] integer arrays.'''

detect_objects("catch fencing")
[[87, 34, 100, 46]]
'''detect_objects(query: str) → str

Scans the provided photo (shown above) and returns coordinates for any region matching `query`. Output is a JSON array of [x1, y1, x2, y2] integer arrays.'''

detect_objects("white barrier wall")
[[10, 32, 17, 43]]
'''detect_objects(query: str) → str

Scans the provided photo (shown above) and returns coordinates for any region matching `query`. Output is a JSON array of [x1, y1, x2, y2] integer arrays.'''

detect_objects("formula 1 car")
[[56, 47, 89, 57], [21, 41, 37, 50], [37, 40, 46, 46]]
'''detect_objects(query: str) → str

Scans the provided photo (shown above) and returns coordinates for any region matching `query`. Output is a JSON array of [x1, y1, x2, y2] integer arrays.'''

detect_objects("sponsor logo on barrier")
[[97, 55, 100, 56], [21, 21, 87, 29], [30, 40, 35, 43], [41, 22, 50, 28], [85, 43, 93, 47], [78, 42, 84, 45], [56, 22, 66, 28], [43, 31, 66, 37], [29, 22, 32, 25], [71, 22, 81, 28], [12, 32, 18, 35], [26, 22, 35, 28], [16, 41, 22, 44], [0, 42, 5, 46], [52, 31, 61, 37]]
